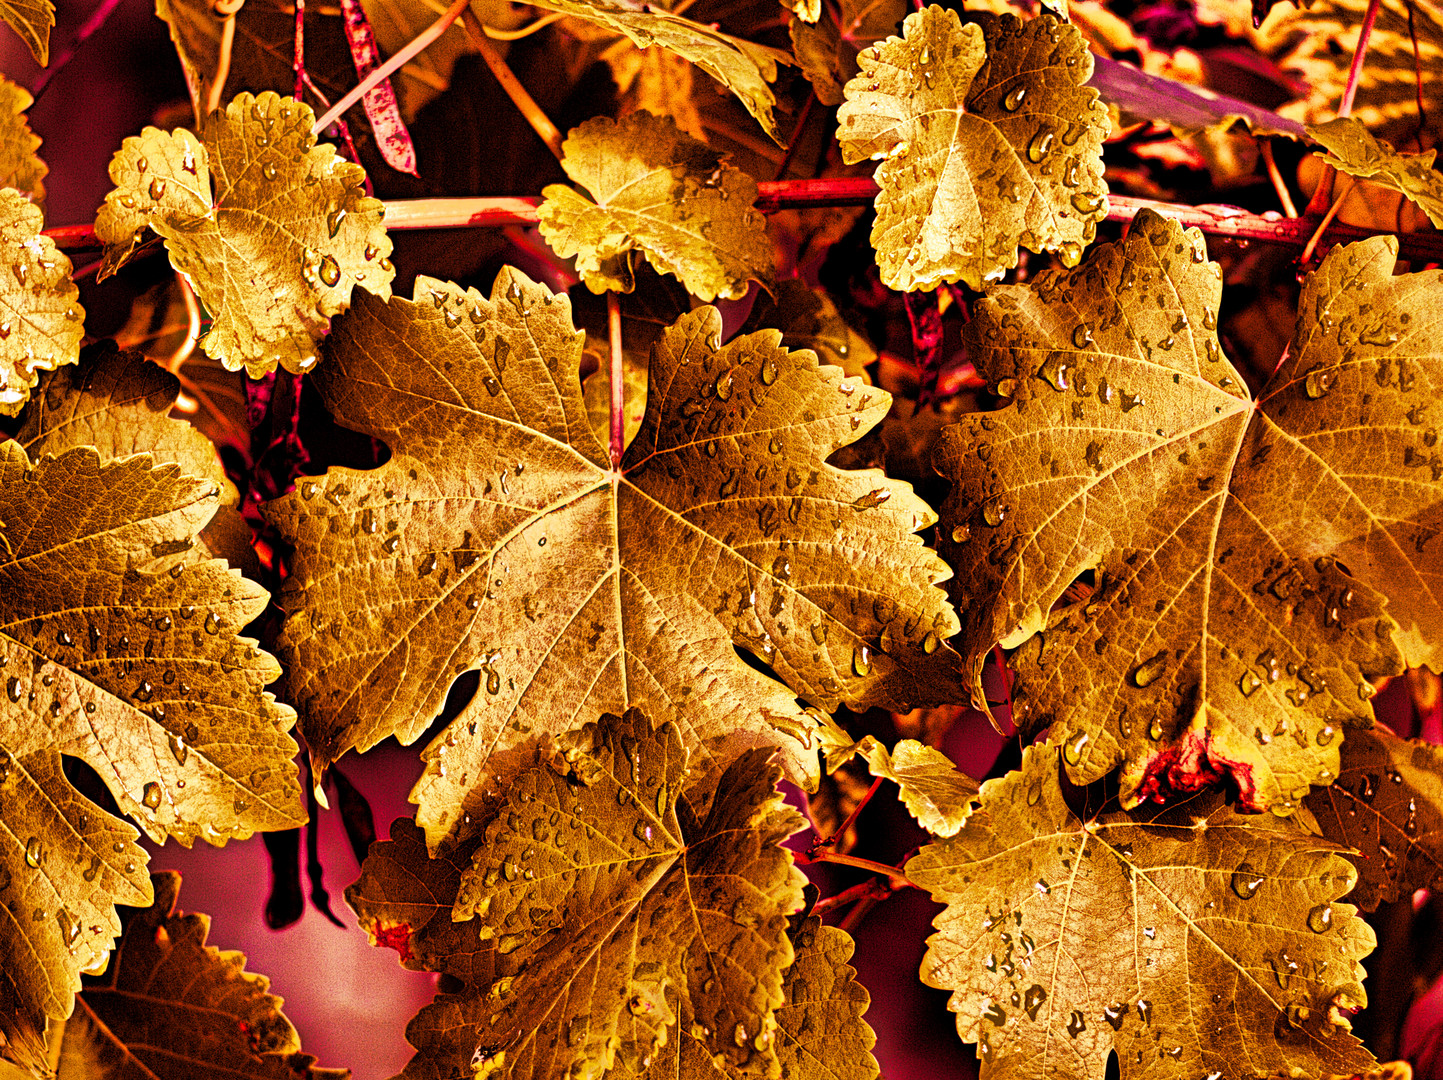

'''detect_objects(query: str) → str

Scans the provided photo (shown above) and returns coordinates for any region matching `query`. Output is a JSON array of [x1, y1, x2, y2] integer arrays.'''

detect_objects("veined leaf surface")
[[0, 189, 82, 416]]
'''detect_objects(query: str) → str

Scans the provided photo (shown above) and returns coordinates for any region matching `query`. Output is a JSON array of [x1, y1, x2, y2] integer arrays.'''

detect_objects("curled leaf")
[[1309, 116, 1443, 228], [0, 189, 82, 416], [910, 739, 1377, 1080], [0, 76, 46, 201], [94, 91, 394, 378], [837, 7, 1110, 291], [540, 111, 774, 301], [0, 0, 52, 66]]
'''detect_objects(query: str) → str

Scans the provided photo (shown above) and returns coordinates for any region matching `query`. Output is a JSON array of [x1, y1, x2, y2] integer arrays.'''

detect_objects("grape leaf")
[[0, 441, 304, 1072], [523, 0, 793, 142], [0, 0, 51, 66], [0, 189, 82, 416], [1309, 117, 1443, 229], [856, 737, 978, 837], [94, 91, 394, 378], [789, 0, 906, 107], [539, 112, 774, 301], [366, 709, 806, 1080], [1305, 726, 1443, 911], [836, 7, 1110, 292], [264, 268, 961, 846], [632, 914, 880, 1080], [934, 209, 1413, 813], [1087, 55, 1307, 140], [738, 279, 877, 384], [16, 342, 251, 565], [909, 739, 1377, 1080], [0, 76, 46, 201], [54, 871, 349, 1080]]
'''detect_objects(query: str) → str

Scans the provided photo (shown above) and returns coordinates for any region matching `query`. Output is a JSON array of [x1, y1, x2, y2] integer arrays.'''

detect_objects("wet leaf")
[[0, 75, 46, 201], [539, 111, 774, 301], [524, 0, 793, 142], [635, 914, 880, 1079], [739, 279, 877, 384], [909, 739, 1377, 1080], [934, 210, 1416, 813], [0, 442, 303, 1071], [0, 0, 51, 65], [836, 7, 1110, 292], [1309, 117, 1443, 229], [790, 0, 906, 106], [53, 871, 349, 1080], [94, 91, 394, 378], [0, 189, 82, 416], [1305, 726, 1443, 911], [264, 267, 960, 847], [358, 709, 806, 1080]]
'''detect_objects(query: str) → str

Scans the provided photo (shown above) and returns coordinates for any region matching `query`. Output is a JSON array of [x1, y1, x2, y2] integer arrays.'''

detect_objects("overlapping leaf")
[[0, 0, 51, 65], [525, 0, 793, 142], [0, 441, 304, 1070], [0, 189, 82, 416], [1305, 726, 1443, 911], [539, 112, 774, 301], [909, 740, 1377, 1080], [738, 279, 877, 383], [265, 268, 961, 847], [1309, 117, 1443, 228], [857, 737, 978, 837], [935, 210, 1418, 812], [0, 76, 45, 201], [49, 872, 348, 1080], [836, 7, 1110, 292], [790, 0, 906, 106], [1087, 55, 1306, 139], [94, 91, 394, 378], [353, 709, 806, 1080]]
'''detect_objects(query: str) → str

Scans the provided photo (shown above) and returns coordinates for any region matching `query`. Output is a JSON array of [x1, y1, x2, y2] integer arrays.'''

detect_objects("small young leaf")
[[837, 7, 1110, 291], [265, 269, 961, 846], [739, 278, 877, 382], [0, 0, 52, 66], [94, 91, 394, 378], [860, 737, 979, 837], [0, 189, 82, 416], [789, 0, 906, 106], [65, 871, 349, 1080], [1305, 726, 1443, 911], [523, 0, 793, 142], [0, 75, 46, 201], [909, 739, 1376, 1080], [0, 443, 304, 1070], [539, 111, 774, 301], [1309, 116, 1443, 228], [369, 709, 806, 1080], [934, 210, 1426, 813]]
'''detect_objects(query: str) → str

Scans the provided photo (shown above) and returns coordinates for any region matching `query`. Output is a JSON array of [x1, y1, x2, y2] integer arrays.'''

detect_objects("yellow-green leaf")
[[910, 739, 1376, 1080], [1309, 116, 1443, 228], [60, 871, 349, 1080], [859, 737, 978, 837], [264, 268, 960, 847], [94, 91, 394, 378], [837, 7, 1110, 292], [789, 0, 905, 107], [934, 210, 1417, 813], [0, 189, 82, 417], [361, 709, 806, 1080], [0, 443, 304, 1072], [540, 112, 774, 301], [523, 0, 792, 142], [1305, 726, 1443, 911], [0, 76, 45, 201], [0, 0, 51, 66]]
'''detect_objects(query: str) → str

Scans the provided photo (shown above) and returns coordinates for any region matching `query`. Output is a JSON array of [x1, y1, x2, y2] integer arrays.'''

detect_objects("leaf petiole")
[[608, 290, 624, 467]]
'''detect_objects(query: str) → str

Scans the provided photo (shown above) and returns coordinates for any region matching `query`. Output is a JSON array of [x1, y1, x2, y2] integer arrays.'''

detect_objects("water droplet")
[[142, 782, 163, 810], [852, 488, 891, 510], [1307, 903, 1333, 933], [714, 372, 734, 401], [1305, 367, 1336, 399], [1270, 950, 1297, 988], [1072, 323, 1094, 349], [318, 255, 341, 288], [1027, 128, 1054, 164], [5, 676, 20, 702], [760, 358, 779, 385], [1230, 862, 1263, 899], [326, 207, 347, 238], [168, 734, 187, 766], [982, 501, 1008, 527], [1023, 984, 1047, 1020], [23, 837, 42, 868], [1066, 1010, 1086, 1038], [982, 1001, 1006, 1025], [1238, 670, 1262, 697], [1003, 85, 1027, 111], [203, 612, 222, 635], [148, 177, 167, 200], [951, 523, 971, 543], [1136, 999, 1153, 1025], [1062, 729, 1089, 766], [852, 644, 872, 677], [1102, 1002, 1126, 1030], [1129, 651, 1168, 687]]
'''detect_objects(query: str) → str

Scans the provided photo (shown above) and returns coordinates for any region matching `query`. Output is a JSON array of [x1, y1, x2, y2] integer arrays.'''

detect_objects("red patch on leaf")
[[371, 920, 414, 964], [1136, 728, 1259, 810]]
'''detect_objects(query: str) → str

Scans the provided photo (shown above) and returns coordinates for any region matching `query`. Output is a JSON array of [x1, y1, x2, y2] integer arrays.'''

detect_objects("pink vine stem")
[[608, 291, 624, 467], [1338, 0, 1382, 118]]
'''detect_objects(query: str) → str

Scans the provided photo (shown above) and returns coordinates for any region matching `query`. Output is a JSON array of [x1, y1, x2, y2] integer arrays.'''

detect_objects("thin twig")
[[1301, 178, 1356, 263], [608, 290, 624, 467], [460, 7, 565, 160], [1339, 0, 1382, 117], [312, 0, 469, 134], [810, 777, 883, 855], [31, 0, 127, 100], [483, 11, 565, 38], [167, 272, 201, 371], [208, 0, 246, 116], [798, 850, 919, 887], [812, 878, 895, 918], [1260, 140, 1298, 218], [293, 0, 306, 100]]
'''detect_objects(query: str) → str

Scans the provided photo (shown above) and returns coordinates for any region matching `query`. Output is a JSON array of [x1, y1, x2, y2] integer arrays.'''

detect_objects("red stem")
[[1338, 0, 1382, 118], [51, 186, 1443, 262], [810, 776, 884, 854], [294, 0, 306, 101], [607, 290, 623, 467]]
